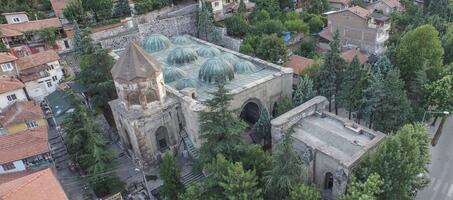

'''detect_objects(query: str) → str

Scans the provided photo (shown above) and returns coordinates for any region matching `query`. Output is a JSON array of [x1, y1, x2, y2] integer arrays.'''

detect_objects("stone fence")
[[271, 96, 329, 140], [213, 27, 243, 52]]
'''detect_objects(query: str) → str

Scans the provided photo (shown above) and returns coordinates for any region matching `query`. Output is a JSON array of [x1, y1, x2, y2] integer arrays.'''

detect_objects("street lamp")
[[422, 111, 450, 123]]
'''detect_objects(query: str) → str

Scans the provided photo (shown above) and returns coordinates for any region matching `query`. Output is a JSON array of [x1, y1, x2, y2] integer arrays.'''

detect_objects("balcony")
[[368, 23, 391, 31]]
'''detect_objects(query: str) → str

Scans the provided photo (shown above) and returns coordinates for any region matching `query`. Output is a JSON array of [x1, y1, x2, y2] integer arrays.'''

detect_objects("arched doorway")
[[240, 102, 261, 125], [324, 172, 334, 190], [155, 126, 169, 152]]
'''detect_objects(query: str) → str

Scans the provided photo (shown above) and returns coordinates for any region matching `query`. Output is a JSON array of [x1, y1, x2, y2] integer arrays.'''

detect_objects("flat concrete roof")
[[292, 112, 385, 167]]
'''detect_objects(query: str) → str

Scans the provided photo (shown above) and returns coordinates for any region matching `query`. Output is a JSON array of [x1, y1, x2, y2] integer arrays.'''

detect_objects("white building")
[[16, 50, 64, 102], [0, 77, 27, 111], [0, 52, 19, 77]]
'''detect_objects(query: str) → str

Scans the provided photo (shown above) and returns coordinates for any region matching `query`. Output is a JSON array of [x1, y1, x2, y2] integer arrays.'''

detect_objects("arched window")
[[155, 126, 169, 151], [145, 90, 158, 103], [128, 92, 141, 105], [325, 172, 334, 190]]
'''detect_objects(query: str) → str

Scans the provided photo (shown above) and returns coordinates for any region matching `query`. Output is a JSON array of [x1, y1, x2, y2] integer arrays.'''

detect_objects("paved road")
[[417, 116, 453, 200]]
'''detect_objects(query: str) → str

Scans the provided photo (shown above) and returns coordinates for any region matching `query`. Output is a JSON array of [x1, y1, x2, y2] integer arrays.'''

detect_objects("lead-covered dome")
[[199, 58, 234, 83], [164, 67, 187, 83], [172, 36, 193, 45], [218, 53, 239, 65], [167, 47, 198, 65], [143, 34, 171, 52], [196, 46, 221, 58], [234, 60, 259, 74], [175, 78, 198, 90]]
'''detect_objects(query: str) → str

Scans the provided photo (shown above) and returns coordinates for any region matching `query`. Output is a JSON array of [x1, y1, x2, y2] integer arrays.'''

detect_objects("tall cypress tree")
[[252, 106, 272, 149], [361, 67, 385, 129], [293, 75, 316, 107], [197, 2, 215, 41], [160, 153, 185, 200], [318, 30, 345, 114], [338, 56, 367, 120], [112, 0, 131, 18], [198, 83, 247, 165], [220, 162, 263, 200]]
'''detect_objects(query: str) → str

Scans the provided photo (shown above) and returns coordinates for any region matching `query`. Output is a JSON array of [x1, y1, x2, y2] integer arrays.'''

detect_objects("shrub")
[[225, 14, 251, 37], [254, 19, 286, 35]]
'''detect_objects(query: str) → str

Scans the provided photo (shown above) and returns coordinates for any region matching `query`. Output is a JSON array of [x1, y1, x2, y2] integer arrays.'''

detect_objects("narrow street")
[[417, 116, 453, 200]]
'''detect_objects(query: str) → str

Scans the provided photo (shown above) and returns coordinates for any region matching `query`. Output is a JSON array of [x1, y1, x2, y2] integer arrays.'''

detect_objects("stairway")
[[181, 167, 205, 186], [180, 129, 198, 159]]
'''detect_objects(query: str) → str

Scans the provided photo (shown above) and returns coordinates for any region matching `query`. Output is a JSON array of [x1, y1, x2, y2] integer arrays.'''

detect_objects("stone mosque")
[[108, 34, 384, 199]]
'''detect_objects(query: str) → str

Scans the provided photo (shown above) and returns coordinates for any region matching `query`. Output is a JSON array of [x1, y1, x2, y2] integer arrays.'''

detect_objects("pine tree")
[[275, 96, 294, 116], [361, 68, 385, 129], [293, 75, 316, 107], [113, 0, 131, 18], [264, 129, 305, 199], [372, 55, 393, 78], [72, 21, 94, 56], [255, 0, 281, 18], [160, 153, 185, 200], [289, 183, 321, 200], [198, 83, 247, 165], [338, 56, 367, 120], [198, 2, 215, 41], [252, 106, 271, 145], [341, 173, 383, 200], [373, 68, 411, 133], [318, 30, 345, 113], [220, 162, 263, 200], [238, 0, 247, 13], [356, 124, 430, 200]]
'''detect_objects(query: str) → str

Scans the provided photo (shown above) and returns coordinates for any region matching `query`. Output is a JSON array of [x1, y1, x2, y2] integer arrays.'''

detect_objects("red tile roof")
[[0, 18, 62, 38], [381, 0, 403, 8], [318, 28, 333, 41], [50, 0, 70, 17], [347, 6, 371, 18], [0, 169, 45, 185], [0, 168, 68, 200], [0, 52, 17, 64], [342, 49, 369, 64], [0, 77, 25, 94], [0, 126, 49, 164], [16, 50, 59, 70], [0, 101, 45, 127], [284, 55, 315, 75], [329, 0, 351, 5]]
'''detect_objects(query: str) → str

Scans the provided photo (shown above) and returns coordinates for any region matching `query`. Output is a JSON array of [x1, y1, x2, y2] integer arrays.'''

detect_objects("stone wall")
[[213, 27, 243, 52]]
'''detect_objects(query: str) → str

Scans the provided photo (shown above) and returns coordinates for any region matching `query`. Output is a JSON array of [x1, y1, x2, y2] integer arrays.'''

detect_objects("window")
[[46, 81, 52, 88], [26, 120, 38, 128], [6, 94, 17, 101], [64, 40, 70, 48], [48, 65, 55, 70], [214, 2, 219, 7], [12, 17, 21, 23], [1, 63, 13, 71], [52, 76, 58, 82], [2, 162, 16, 171]]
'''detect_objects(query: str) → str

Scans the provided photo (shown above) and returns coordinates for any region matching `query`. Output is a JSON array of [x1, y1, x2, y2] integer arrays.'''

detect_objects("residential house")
[[322, 6, 391, 54], [0, 12, 71, 57], [367, 0, 404, 15], [0, 77, 28, 111], [341, 48, 369, 64], [329, 0, 351, 11], [204, 0, 255, 21], [0, 52, 18, 77], [16, 50, 64, 101], [0, 126, 51, 174], [0, 101, 47, 135], [0, 168, 68, 200], [283, 55, 316, 86]]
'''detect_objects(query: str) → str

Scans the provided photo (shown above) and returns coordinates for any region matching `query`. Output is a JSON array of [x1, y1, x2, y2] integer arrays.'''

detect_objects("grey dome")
[[167, 47, 198, 65], [199, 58, 234, 83], [196, 46, 221, 58], [143, 34, 171, 52], [175, 78, 197, 90], [172, 36, 193, 45], [164, 67, 187, 83], [218, 53, 239, 65], [234, 60, 259, 74]]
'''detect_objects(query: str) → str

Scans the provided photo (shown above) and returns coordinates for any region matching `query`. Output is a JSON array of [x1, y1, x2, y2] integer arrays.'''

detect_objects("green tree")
[[135, 0, 154, 14], [356, 124, 431, 200], [82, 0, 113, 22], [349, 0, 365, 6], [278, 0, 294, 10], [289, 183, 321, 200], [255, 0, 281, 18], [238, 0, 247, 13], [395, 25, 444, 119], [275, 96, 294, 116], [264, 130, 305, 199], [284, 19, 309, 35], [338, 56, 367, 119], [203, 154, 235, 199], [198, 83, 247, 165], [252, 9, 271, 23], [252, 106, 272, 147], [293, 75, 316, 106], [295, 36, 317, 58], [198, 2, 215, 41], [442, 24, 453, 64], [318, 31, 345, 113], [160, 153, 185, 200], [256, 34, 287, 63], [373, 68, 411, 133], [238, 145, 272, 184], [304, 0, 329, 15], [427, 0, 450, 19], [113, 0, 131, 18], [63, 0, 86, 24], [225, 14, 251, 37], [179, 183, 204, 200], [254, 20, 286, 35], [361, 67, 385, 129], [239, 43, 254, 55], [220, 162, 263, 200], [425, 75, 453, 145], [308, 15, 325, 33], [341, 173, 383, 200], [72, 21, 93, 56], [0, 41, 8, 52]]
